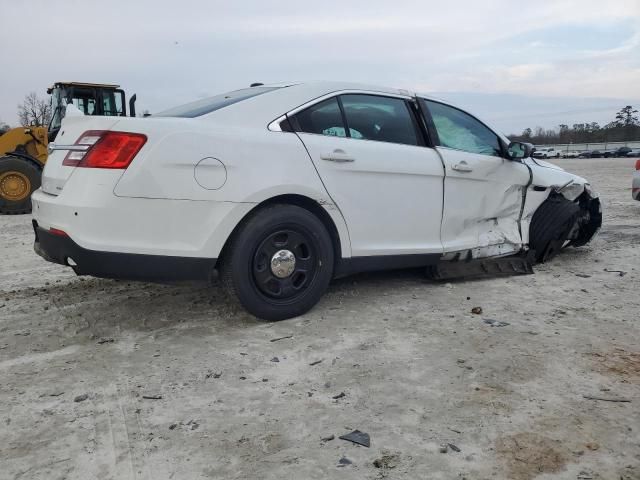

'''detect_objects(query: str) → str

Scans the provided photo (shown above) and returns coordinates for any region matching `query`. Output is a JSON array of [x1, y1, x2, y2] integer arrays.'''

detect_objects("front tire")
[[0, 156, 41, 214], [220, 204, 334, 321], [529, 195, 580, 262]]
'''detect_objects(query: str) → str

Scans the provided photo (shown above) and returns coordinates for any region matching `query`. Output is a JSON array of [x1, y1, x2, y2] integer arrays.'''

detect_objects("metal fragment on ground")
[[339, 430, 370, 447]]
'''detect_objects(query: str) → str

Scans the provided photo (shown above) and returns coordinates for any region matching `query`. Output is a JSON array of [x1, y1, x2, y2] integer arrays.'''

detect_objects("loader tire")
[[0, 156, 41, 215], [529, 195, 580, 263]]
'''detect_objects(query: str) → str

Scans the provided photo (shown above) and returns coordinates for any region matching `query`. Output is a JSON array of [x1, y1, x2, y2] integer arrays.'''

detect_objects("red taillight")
[[636, 159, 640, 171], [63, 130, 146, 169], [49, 227, 68, 237]]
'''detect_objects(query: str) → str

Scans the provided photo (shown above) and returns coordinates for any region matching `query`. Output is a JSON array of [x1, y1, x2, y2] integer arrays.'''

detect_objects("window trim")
[[419, 98, 506, 157], [268, 89, 415, 132], [287, 91, 426, 147]]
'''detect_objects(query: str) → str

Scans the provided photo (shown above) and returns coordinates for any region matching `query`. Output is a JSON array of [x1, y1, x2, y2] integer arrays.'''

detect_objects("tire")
[[529, 195, 580, 263], [219, 204, 334, 321], [0, 156, 41, 215]]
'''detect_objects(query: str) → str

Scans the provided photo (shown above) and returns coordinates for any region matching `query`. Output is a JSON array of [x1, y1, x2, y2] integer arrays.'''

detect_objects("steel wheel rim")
[[0, 171, 31, 201], [251, 228, 318, 302]]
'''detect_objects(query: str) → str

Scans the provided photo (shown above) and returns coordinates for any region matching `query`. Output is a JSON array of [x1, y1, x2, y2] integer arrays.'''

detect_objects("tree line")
[[508, 106, 640, 145]]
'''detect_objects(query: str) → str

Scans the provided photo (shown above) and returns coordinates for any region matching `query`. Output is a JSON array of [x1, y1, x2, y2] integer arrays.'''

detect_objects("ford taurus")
[[32, 82, 602, 320]]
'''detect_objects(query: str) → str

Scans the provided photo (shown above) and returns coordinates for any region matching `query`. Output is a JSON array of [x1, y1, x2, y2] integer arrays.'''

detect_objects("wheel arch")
[[216, 193, 350, 272]]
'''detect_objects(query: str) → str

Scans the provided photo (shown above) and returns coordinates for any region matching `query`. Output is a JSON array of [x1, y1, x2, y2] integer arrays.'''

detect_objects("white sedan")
[[32, 82, 602, 320]]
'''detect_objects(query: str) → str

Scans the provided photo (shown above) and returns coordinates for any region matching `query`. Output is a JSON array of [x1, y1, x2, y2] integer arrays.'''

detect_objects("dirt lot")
[[1, 157, 639, 480]]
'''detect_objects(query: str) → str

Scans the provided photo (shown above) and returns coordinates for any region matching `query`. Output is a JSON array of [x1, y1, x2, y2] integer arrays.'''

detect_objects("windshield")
[[155, 86, 281, 118]]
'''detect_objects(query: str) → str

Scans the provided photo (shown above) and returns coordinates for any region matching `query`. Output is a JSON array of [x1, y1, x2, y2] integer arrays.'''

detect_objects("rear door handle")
[[320, 149, 355, 163], [452, 161, 473, 172]]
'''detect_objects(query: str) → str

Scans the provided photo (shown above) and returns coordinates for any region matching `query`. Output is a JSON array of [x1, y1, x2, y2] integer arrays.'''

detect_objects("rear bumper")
[[33, 221, 217, 282]]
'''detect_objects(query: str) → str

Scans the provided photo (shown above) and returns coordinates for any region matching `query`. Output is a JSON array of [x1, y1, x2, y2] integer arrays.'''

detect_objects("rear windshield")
[[155, 86, 280, 118]]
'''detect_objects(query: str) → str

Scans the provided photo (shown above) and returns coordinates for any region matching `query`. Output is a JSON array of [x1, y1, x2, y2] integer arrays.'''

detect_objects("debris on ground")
[[270, 357, 280, 363], [205, 371, 222, 379], [583, 395, 631, 403], [337, 456, 352, 466], [603, 268, 627, 277], [339, 430, 370, 447], [575, 273, 591, 278], [332, 392, 346, 400], [471, 307, 483, 315], [483, 319, 510, 327], [96, 337, 114, 344], [439, 443, 449, 453], [142, 394, 162, 400], [373, 451, 400, 469], [73, 394, 88, 403], [309, 359, 323, 366], [321, 434, 335, 442], [270, 335, 293, 342], [448, 443, 461, 452]]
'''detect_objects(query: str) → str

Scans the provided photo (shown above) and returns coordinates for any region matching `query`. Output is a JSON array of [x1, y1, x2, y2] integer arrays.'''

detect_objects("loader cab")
[[47, 82, 136, 141]]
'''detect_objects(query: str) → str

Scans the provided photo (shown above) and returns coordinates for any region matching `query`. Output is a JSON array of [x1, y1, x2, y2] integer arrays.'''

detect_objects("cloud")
[[0, 0, 638, 129]]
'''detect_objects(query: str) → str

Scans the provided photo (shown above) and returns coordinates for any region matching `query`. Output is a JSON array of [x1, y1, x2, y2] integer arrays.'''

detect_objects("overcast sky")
[[2, 0, 639, 133]]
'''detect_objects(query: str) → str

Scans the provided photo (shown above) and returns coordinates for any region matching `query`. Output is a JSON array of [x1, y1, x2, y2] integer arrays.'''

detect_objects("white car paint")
[[35, 81, 595, 260], [32, 81, 600, 319]]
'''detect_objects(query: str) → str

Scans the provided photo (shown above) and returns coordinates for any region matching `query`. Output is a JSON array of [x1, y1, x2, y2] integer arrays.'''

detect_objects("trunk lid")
[[42, 115, 121, 195]]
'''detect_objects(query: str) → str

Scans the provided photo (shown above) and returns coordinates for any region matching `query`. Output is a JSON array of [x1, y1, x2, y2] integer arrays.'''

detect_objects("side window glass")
[[340, 94, 418, 146], [426, 101, 501, 157], [293, 97, 347, 137]]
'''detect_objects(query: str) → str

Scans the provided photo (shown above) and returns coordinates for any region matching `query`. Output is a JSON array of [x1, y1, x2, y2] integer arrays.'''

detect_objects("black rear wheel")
[[220, 204, 334, 321], [0, 156, 41, 215]]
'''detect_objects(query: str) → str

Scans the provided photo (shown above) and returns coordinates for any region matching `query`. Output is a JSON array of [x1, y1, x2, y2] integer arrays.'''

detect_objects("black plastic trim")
[[33, 221, 216, 282], [334, 253, 441, 278]]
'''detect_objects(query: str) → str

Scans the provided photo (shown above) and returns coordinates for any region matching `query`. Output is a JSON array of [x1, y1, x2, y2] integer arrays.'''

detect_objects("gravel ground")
[[1, 157, 639, 480]]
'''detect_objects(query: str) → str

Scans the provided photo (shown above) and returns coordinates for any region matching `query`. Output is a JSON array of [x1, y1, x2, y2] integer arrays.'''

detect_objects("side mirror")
[[507, 141, 533, 160]]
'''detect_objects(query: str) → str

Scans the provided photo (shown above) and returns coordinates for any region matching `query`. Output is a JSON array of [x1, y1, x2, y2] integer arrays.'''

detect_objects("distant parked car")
[[533, 147, 560, 159], [633, 159, 640, 201], [604, 147, 632, 158], [562, 151, 580, 158], [578, 151, 593, 158], [626, 149, 640, 158]]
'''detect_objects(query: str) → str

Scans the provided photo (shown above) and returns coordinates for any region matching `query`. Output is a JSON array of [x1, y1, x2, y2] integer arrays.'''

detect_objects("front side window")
[[340, 94, 419, 146], [425, 100, 501, 157], [292, 97, 348, 137]]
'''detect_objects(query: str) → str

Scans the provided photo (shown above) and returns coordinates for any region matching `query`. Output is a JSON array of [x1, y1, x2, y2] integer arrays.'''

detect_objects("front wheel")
[[220, 204, 334, 321]]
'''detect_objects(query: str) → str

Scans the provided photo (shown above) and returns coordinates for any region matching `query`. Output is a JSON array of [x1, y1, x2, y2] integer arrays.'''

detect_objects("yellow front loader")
[[0, 82, 137, 214], [0, 126, 48, 213]]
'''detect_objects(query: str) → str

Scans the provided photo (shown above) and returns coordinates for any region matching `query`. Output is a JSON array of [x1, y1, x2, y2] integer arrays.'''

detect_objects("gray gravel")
[[0, 157, 639, 479]]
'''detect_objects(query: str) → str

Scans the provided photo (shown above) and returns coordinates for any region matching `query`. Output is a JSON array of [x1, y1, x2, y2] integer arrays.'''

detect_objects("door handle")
[[452, 161, 473, 172], [320, 149, 355, 163]]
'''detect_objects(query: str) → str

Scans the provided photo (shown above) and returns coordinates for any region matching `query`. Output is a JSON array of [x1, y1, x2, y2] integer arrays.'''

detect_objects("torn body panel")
[[437, 148, 530, 257], [521, 158, 600, 248]]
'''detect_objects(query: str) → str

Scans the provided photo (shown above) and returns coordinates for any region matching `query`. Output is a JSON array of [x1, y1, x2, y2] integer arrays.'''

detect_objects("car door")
[[420, 99, 531, 257], [289, 93, 445, 257]]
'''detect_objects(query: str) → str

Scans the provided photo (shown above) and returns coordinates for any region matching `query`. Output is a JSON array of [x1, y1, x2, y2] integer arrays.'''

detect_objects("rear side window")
[[340, 94, 419, 146], [156, 87, 280, 118], [292, 97, 348, 137], [425, 100, 501, 157]]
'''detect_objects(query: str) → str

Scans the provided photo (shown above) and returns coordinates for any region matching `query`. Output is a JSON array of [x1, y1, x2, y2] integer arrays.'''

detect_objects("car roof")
[[181, 81, 511, 142]]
